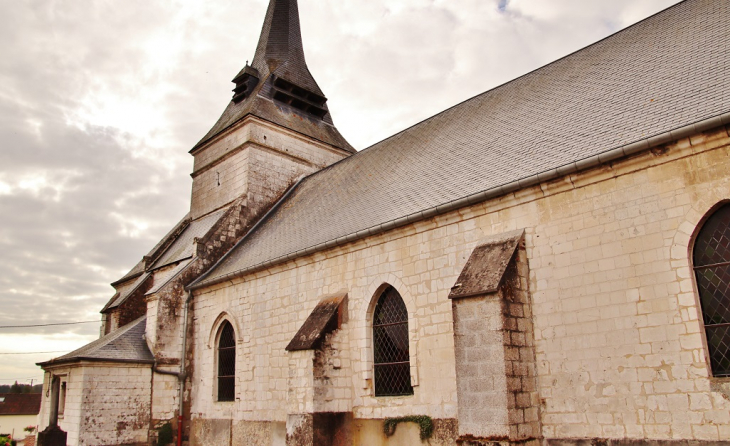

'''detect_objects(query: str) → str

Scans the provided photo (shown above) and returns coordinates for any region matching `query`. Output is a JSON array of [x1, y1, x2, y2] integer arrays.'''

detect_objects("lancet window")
[[373, 286, 413, 396], [217, 321, 236, 401], [693, 203, 730, 377]]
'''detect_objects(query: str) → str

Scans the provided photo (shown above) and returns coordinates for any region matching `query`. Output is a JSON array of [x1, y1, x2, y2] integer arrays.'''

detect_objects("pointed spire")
[[249, 0, 323, 96], [193, 0, 354, 154]]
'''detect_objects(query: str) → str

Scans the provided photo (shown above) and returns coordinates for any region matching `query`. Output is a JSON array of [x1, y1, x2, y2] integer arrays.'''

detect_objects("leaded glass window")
[[693, 203, 730, 377], [217, 321, 236, 401], [373, 286, 413, 396]]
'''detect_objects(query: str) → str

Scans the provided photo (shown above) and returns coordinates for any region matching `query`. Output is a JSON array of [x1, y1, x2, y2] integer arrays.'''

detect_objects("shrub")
[[157, 422, 174, 446], [383, 415, 434, 440]]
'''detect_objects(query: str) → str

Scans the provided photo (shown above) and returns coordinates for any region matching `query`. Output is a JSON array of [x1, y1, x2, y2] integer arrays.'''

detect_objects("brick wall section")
[[116, 277, 153, 329], [190, 125, 730, 444]]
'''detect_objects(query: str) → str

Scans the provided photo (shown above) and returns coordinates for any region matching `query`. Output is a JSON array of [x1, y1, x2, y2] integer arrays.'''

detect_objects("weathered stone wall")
[[76, 363, 152, 446], [189, 117, 350, 220], [451, 245, 540, 443], [190, 146, 250, 220], [37, 369, 82, 446], [312, 330, 353, 414], [190, 125, 730, 443], [37, 363, 152, 446]]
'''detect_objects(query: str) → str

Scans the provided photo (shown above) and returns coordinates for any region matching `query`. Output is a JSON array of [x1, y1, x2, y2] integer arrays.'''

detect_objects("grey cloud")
[[0, 0, 680, 382]]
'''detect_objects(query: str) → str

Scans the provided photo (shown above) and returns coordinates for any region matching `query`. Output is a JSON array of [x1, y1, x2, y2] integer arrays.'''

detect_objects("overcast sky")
[[0, 0, 680, 384]]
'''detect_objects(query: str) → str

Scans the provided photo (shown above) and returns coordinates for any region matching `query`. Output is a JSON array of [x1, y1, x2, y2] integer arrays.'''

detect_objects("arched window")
[[373, 286, 413, 396], [693, 203, 730, 377], [217, 321, 236, 401]]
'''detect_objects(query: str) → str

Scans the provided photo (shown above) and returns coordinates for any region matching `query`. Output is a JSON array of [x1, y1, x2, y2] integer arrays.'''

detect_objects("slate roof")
[[151, 208, 226, 270], [449, 229, 524, 299], [0, 393, 41, 416], [104, 209, 224, 310], [112, 213, 191, 286], [38, 317, 153, 366], [196, 0, 730, 287], [114, 258, 146, 286], [194, 0, 354, 153], [145, 259, 192, 296], [102, 271, 150, 312]]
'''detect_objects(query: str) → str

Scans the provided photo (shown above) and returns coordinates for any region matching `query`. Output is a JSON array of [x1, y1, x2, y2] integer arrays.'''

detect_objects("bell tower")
[[188, 0, 354, 220]]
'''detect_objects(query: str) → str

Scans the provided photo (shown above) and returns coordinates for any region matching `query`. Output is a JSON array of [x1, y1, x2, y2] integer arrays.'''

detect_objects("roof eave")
[[37, 357, 155, 368], [190, 108, 355, 155], [191, 110, 730, 291]]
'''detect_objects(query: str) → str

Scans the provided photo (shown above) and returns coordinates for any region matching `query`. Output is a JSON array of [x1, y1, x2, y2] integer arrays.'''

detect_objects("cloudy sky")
[[0, 0, 680, 384]]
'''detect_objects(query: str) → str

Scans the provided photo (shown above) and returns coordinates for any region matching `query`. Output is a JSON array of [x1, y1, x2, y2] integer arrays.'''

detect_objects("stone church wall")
[[189, 124, 730, 444], [38, 368, 82, 446], [452, 246, 541, 443], [75, 363, 152, 446], [37, 363, 152, 446]]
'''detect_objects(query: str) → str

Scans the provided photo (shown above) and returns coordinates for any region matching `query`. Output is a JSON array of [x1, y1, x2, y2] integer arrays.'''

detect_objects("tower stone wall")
[[189, 117, 351, 220]]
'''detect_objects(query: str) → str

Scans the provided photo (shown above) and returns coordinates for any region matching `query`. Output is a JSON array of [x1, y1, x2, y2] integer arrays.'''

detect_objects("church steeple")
[[250, 0, 323, 97], [194, 0, 353, 153]]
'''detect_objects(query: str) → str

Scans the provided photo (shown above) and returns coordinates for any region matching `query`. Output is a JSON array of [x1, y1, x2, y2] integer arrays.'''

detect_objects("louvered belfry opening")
[[373, 286, 413, 397], [693, 203, 730, 377], [272, 76, 328, 119], [217, 321, 236, 401]]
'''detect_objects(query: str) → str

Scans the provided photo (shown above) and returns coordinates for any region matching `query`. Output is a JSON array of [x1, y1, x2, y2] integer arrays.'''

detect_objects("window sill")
[[373, 393, 415, 400]]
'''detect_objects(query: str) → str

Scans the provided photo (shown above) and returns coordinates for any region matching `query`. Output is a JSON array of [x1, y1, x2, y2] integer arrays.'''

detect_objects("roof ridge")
[[348, 0, 690, 156]]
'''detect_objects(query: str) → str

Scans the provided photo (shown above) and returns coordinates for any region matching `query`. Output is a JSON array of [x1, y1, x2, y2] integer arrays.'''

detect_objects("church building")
[[37, 0, 730, 445]]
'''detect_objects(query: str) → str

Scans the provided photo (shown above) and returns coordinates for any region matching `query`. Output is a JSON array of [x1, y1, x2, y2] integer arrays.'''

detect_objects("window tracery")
[[693, 203, 730, 377], [217, 321, 236, 401], [373, 286, 413, 396]]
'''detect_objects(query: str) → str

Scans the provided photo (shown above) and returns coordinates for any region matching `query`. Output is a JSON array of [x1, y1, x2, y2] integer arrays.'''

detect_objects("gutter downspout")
[[151, 349, 187, 446], [153, 363, 180, 377], [151, 290, 192, 446], [174, 289, 193, 446]]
